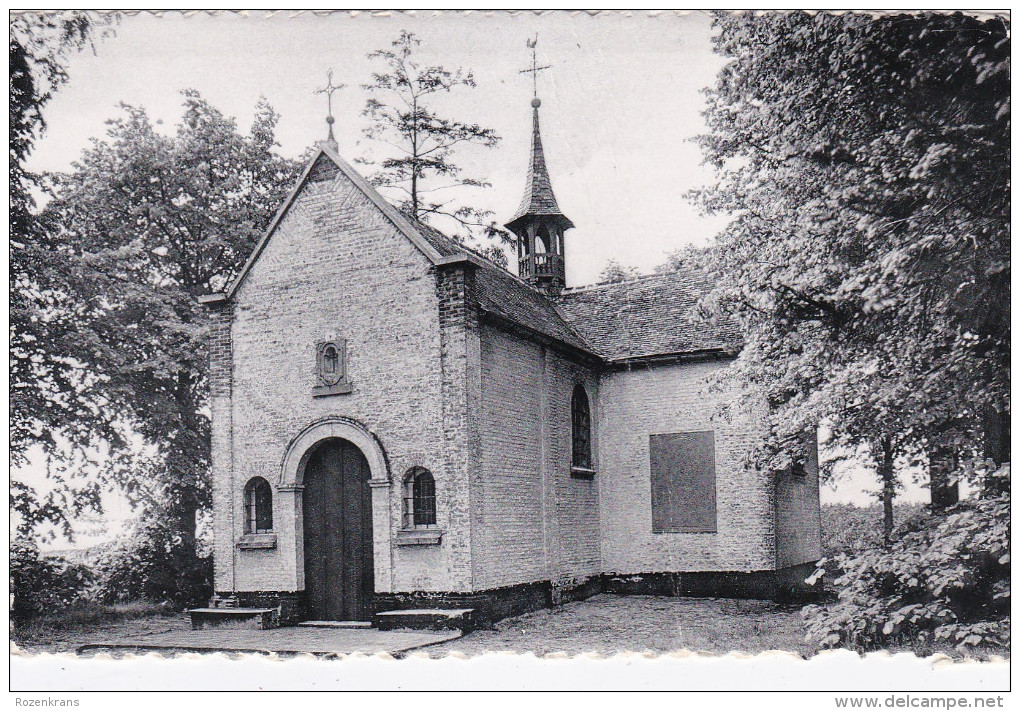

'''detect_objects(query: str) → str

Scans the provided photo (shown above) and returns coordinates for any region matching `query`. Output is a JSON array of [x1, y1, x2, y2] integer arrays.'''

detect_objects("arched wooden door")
[[302, 438, 374, 620]]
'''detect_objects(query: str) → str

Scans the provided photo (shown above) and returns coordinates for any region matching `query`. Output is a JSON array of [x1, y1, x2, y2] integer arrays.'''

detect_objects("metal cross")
[[519, 35, 552, 99], [315, 69, 345, 140]]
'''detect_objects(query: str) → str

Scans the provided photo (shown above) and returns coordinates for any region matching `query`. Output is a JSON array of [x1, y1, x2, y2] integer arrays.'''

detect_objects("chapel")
[[197, 86, 822, 628]]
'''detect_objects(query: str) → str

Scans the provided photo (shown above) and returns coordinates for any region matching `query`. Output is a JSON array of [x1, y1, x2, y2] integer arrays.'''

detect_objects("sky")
[[19, 10, 939, 548], [27, 10, 732, 285]]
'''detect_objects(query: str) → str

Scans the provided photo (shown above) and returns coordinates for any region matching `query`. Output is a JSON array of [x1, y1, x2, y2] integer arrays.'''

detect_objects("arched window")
[[244, 477, 273, 534], [402, 467, 437, 529], [571, 384, 593, 471], [535, 227, 550, 253]]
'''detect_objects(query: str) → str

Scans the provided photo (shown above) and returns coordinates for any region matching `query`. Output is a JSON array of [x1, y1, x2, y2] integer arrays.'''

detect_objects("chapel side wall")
[[470, 324, 600, 591], [224, 159, 471, 596], [597, 360, 775, 574], [775, 431, 823, 569], [545, 346, 601, 587]]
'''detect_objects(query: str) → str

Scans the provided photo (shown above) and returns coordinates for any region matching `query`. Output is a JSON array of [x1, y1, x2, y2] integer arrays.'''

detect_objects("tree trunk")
[[983, 404, 1010, 465], [879, 438, 896, 545], [175, 484, 200, 562], [928, 441, 960, 513], [982, 403, 1010, 496], [411, 169, 418, 219]]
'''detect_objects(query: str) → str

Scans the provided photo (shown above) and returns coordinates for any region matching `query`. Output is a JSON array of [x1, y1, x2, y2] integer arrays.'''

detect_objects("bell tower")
[[505, 39, 574, 295]]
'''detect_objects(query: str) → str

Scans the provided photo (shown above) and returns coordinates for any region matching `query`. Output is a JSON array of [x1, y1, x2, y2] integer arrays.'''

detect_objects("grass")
[[12, 600, 183, 654]]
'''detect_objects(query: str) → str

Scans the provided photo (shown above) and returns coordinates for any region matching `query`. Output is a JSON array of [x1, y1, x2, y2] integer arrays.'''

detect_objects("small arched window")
[[244, 477, 273, 534], [402, 467, 437, 529], [535, 227, 551, 254], [571, 384, 593, 472]]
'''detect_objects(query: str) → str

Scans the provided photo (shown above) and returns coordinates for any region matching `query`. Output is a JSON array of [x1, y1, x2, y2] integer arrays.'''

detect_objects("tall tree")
[[360, 30, 511, 266], [11, 12, 115, 462], [11, 11, 119, 531], [14, 92, 301, 559], [693, 11, 1009, 510]]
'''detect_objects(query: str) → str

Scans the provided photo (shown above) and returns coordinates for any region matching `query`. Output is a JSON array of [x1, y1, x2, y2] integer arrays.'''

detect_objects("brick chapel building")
[[199, 94, 822, 627]]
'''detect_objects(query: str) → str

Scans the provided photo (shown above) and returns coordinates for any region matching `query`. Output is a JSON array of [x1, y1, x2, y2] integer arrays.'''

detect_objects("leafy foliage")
[[820, 502, 926, 558], [91, 517, 212, 607], [10, 12, 115, 242], [10, 11, 116, 490], [10, 539, 95, 618], [359, 30, 511, 265], [597, 259, 641, 283], [11, 526, 204, 623], [804, 465, 1010, 654], [693, 11, 1009, 487]]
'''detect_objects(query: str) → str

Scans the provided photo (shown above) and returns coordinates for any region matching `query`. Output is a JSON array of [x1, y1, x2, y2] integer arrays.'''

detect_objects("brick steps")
[[374, 608, 475, 632]]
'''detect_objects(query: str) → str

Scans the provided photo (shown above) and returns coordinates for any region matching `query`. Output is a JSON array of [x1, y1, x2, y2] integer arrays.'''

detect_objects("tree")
[[693, 11, 1009, 518], [14, 92, 301, 568], [11, 12, 116, 465], [597, 259, 640, 283], [11, 12, 120, 535], [360, 30, 512, 266]]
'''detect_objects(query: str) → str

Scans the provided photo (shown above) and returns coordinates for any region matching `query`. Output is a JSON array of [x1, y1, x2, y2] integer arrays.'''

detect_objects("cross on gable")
[[315, 68, 346, 141]]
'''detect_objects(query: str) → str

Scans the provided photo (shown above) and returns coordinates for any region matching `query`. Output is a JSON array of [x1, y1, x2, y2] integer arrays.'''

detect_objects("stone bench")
[[189, 607, 279, 630], [374, 608, 475, 632]]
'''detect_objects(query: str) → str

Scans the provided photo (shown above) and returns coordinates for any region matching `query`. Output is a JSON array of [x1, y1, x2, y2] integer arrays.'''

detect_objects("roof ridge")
[[559, 270, 675, 295]]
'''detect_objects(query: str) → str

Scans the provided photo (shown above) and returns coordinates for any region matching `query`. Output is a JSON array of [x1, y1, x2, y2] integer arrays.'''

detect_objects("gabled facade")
[[200, 100, 821, 626]]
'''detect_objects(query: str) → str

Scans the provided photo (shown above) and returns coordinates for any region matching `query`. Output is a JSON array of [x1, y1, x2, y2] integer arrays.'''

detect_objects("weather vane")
[[519, 35, 552, 106], [315, 69, 345, 142]]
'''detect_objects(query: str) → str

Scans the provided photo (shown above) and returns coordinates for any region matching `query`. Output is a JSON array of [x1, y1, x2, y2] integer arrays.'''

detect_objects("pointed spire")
[[505, 99, 574, 233]]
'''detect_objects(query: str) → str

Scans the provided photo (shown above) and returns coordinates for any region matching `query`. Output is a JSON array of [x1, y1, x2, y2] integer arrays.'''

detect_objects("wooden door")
[[303, 439, 374, 620]]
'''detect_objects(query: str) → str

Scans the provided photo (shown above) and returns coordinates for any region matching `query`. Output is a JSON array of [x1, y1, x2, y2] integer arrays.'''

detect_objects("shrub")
[[821, 502, 927, 557], [10, 540, 94, 619], [91, 517, 211, 608], [804, 464, 1010, 655]]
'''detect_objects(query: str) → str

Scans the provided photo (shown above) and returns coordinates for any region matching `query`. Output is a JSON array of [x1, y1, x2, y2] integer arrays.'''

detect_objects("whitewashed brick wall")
[[213, 162, 473, 595], [597, 360, 776, 574], [471, 325, 601, 590]]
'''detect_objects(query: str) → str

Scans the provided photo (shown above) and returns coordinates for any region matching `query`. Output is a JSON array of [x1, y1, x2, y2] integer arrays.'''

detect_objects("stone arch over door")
[[278, 416, 393, 594]]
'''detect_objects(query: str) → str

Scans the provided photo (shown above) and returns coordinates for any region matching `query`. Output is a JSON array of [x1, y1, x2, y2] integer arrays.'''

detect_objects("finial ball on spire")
[[531, 97, 542, 108], [326, 115, 335, 125]]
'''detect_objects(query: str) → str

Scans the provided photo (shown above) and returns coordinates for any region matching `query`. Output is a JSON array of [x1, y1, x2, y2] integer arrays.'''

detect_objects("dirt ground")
[[12, 594, 815, 658], [427, 594, 815, 657]]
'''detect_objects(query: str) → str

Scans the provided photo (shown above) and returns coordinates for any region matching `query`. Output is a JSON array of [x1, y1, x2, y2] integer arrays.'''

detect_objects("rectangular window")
[[650, 431, 717, 533]]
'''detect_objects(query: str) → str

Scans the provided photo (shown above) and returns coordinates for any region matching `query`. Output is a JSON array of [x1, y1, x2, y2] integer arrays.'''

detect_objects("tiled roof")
[[473, 265, 591, 353], [405, 215, 592, 354], [555, 271, 743, 362], [405, 215, 468, 258], [506, 107, 574, 231], [407, 217, 739, 363]]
